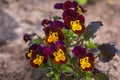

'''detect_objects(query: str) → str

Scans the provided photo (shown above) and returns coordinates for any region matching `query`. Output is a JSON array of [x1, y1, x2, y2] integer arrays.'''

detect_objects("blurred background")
[[0, 0, 120, 80]]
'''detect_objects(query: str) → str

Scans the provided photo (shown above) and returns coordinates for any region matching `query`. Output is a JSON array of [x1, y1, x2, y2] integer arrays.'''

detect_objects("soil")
[[0, 0, 120, 80]]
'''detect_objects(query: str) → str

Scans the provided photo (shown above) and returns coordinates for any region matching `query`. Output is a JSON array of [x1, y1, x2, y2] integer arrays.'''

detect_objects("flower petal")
[[72, 46, 86, 57], [62, 9, 79, 20], [86, 53, 94, 62], [63, 1, 72, 10], [54, 3, 63, 9], [50, 21, 64, 29]]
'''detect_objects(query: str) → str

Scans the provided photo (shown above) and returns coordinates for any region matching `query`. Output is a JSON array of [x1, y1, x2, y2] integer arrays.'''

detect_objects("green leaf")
[[55, 73, 60, 80], [85, 72, 93, 80], [46, 71, 54, 77], [30, 39, 41, 44], [77, 0, 88, 5], [86, 38, 97, 49], [83, 21, 102, 40], [53, 16, 62, 20], [60, 65, 73, 73], [95, 72, 109, 80]]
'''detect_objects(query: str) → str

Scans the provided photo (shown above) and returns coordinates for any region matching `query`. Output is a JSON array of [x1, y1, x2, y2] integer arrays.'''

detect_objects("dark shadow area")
[[0, 9, 19, 46]]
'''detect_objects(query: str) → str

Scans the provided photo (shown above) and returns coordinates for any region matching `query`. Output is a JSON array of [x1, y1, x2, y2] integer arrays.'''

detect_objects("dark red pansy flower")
[[72, 46, 94, 71], [43, 27, 64, 45], [50, 45, 67, 64], [26, 44, 51, 68], [23, 33, 36, 42], [54, 1, 86, 13], [62, 9, 85, 34]]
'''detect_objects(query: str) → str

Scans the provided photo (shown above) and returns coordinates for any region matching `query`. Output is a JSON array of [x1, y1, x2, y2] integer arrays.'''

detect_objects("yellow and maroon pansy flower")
[[72, 46, 94, 71], [26, 44, 51, 68], [50, 45, 67, 64], [62, 9, 85, 34], [44, 27, 64, 45], [54, 0, 86, 13], [26, 44, 38, 59]]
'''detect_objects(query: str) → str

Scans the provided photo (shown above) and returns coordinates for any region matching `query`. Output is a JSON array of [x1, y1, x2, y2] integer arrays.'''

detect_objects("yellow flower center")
[[79, 57, 91, 69], [53, 49, 66, 62], [47, 31, 58, 43], [70, 20, 82, 31], [33, 55, 44, 66], [27, 50, 32, 58]]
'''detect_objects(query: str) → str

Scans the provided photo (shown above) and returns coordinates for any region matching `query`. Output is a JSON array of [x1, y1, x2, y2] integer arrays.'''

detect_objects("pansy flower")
[[23, 33, 36, 42], [50, 44, 67, 64], [62, 9, 85, 34], [43, 27, 64, 45], [26, 44, 51, 68], [54, 0, 86, 13], [72, 46, 94, 71]]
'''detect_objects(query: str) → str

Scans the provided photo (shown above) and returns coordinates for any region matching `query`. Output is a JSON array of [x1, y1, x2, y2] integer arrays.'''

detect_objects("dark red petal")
[[55, 40, 64, 47], [63, 1, 72, 10], [64, 16, 71, 29], [50, 21, 64, 29], [29, 44, 37, 51], [56, 29, 64, 40], [43, 47, 52, 55], [54, 3, 63, 9], [43, 55, 48, 63], [62, 9, 79, 20], [86, 53, 94, 62], [71, 1, 78, 8], [43, 27, 50, 36], [58, 46, 67, 53], [72, 24, 85, 34], [72, 46, 86, 57], [77, 15, 85, 24], [35, 45, 43, 53], [23, 33, 31, 42]]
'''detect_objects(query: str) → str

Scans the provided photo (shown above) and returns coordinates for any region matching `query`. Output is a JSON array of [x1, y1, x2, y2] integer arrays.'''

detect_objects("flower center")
[[33, 55, 44, 66], [27, 50, 32, 58], [53, 49, 66, 62], [79, 57, 91, 69], [70, 20, 82, 31], [47, 31, 58, 43]]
